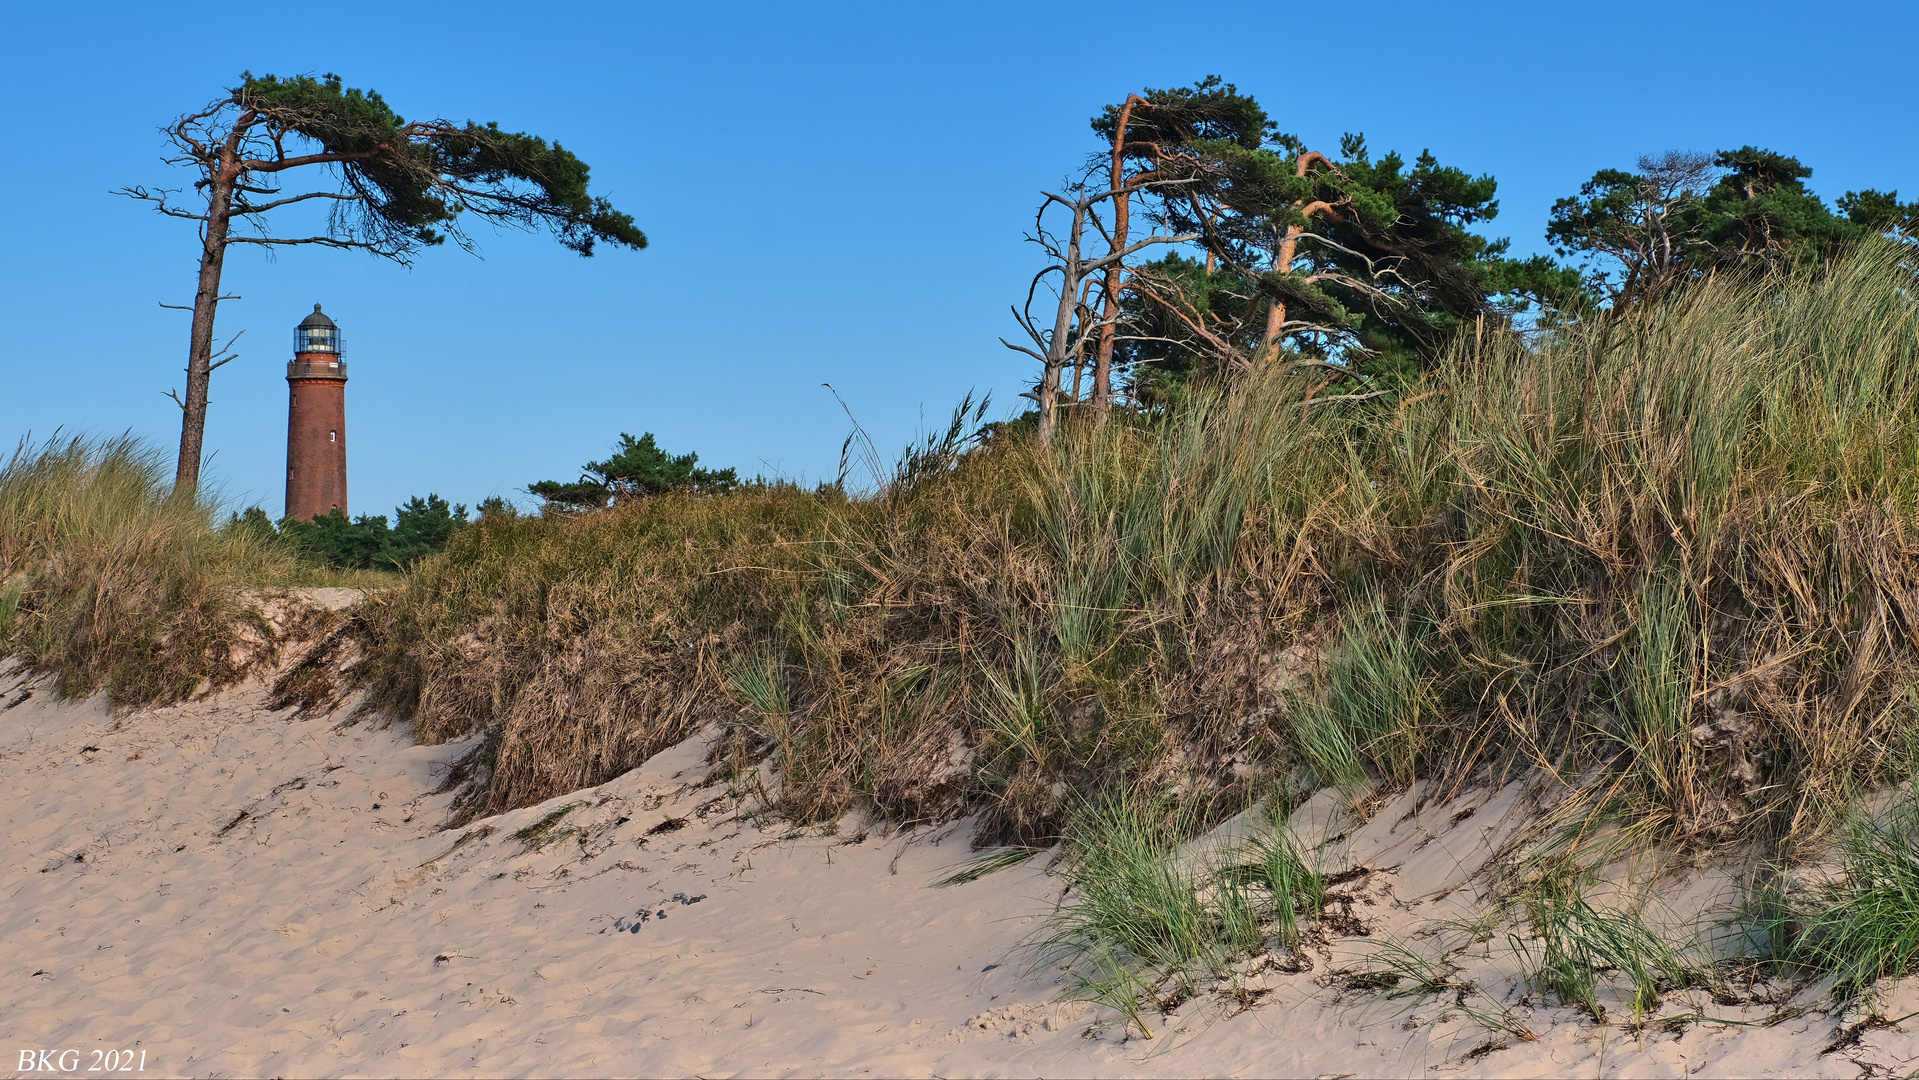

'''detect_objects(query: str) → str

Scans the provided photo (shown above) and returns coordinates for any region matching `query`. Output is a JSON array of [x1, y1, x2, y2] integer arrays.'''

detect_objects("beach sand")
[[2, 653, 1911, 1078]]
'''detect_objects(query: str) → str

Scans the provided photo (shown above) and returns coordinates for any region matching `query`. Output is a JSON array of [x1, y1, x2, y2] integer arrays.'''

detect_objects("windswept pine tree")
[[529, 433, 739, 512], [1547, 146, 1918, 310], [1042, 78, 1583, 408], [121, 74, 649, 495]]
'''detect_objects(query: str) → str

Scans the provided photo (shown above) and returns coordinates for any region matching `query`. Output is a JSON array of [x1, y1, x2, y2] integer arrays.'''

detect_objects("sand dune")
[[2, 656, 1911, 1078]]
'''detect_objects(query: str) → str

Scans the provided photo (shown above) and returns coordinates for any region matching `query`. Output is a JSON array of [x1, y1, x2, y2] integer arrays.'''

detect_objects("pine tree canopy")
[[529, 433, 739, 512], [1101, 78, 1580, 397], [1547, 146, 1917, 309], [123, 73, 649, 496], [224, 73, 647, 259], [251, 494, 470, 571]]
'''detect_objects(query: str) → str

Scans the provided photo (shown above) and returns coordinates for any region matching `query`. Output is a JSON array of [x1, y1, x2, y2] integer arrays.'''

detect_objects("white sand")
[[3, 658, 1912, 1078]]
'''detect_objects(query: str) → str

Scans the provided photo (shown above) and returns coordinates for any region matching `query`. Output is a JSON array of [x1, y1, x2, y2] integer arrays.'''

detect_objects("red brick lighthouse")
[[285, 304, 348, 522]]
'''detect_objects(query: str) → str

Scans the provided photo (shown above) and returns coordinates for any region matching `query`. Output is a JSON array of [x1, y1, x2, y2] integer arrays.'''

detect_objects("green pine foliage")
[[1088, 81, 1913, 410], [528, 432, 739, 512], [233, 73, 648, 257], [1100, 77, 1584, 399], [267, 494, 469, 571], [1548, 145, 1918, 310]]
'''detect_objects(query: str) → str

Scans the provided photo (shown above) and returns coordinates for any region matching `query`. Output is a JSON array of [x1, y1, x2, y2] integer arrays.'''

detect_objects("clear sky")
[[2, 1, 1913, 519]]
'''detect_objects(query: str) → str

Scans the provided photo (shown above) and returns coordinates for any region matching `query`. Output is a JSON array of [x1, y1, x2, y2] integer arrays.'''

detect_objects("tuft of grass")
[[1031, 792, 1331, 1035], [512, 803, 582, 849], [1347, 938, 1538, 1041], [1034, 792, 1237, 988], [729, 645, 796, 764], [1511, 867, 1713, 1024], [1790, 785, 1919, 995], [932, 845, 1044, 887], [1224, 823, 1324, 950], [1292, 598, 1431, 798]]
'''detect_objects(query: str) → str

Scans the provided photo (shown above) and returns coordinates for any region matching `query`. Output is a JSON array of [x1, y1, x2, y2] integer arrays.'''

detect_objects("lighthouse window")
[[330, 431, 337, 442]]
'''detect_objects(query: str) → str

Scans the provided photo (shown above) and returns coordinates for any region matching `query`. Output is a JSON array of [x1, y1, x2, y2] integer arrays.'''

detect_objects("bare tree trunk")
[[1091, 96, 1143, 418], [1011, 186, 1195, 447], [174, 151, 239, 497], [1036, 353, 1065, 445], [1036, 199, 1089, 447]]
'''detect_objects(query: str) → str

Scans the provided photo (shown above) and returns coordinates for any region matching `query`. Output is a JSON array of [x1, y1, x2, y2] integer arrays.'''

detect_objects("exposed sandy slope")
[[3, 656, 1915, 1078]]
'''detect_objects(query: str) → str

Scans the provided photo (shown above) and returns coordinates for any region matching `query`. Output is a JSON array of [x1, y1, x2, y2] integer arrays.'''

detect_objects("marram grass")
[[15, 245, 1919, 1017], [0, 435, 376, 706], [332, 243, 1919, 854]]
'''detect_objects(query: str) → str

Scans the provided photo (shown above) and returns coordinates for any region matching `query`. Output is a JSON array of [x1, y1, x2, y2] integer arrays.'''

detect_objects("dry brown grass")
[[20, 246, 1916, 861], [325, 243, 1919, 851], [0, 435, 384, 707], [322, 488, 841, 823], [325, 401, 1329, 832]]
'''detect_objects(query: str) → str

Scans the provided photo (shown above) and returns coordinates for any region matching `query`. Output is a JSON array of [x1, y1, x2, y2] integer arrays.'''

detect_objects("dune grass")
[[1236, 820, 1324, 951], [332, 241, 1919, 855], [315, 240, 1919, 1023], [1509, 865, 1717, 1023], [1785, 782, 1919, 996], [1027, 791, 1321, 1037], [0, 434, 382, 706], [14, 244, 1919, 1021]]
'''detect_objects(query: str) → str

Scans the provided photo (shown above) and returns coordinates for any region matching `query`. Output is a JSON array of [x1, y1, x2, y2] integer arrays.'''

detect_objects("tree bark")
[[1091, 96, 1144, 418], [1036, 197, 1089, 447], [1258, 222, 1304, 360], [1256, 153, 1340, 365], [174, 137, 242, 497]]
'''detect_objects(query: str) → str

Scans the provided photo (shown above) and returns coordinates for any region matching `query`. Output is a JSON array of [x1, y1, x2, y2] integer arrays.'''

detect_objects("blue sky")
[[2, 0, 1913, 518]]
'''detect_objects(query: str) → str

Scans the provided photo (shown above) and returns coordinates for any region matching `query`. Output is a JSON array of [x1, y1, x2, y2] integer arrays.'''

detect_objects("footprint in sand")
[[605, 894, 707, 934]]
